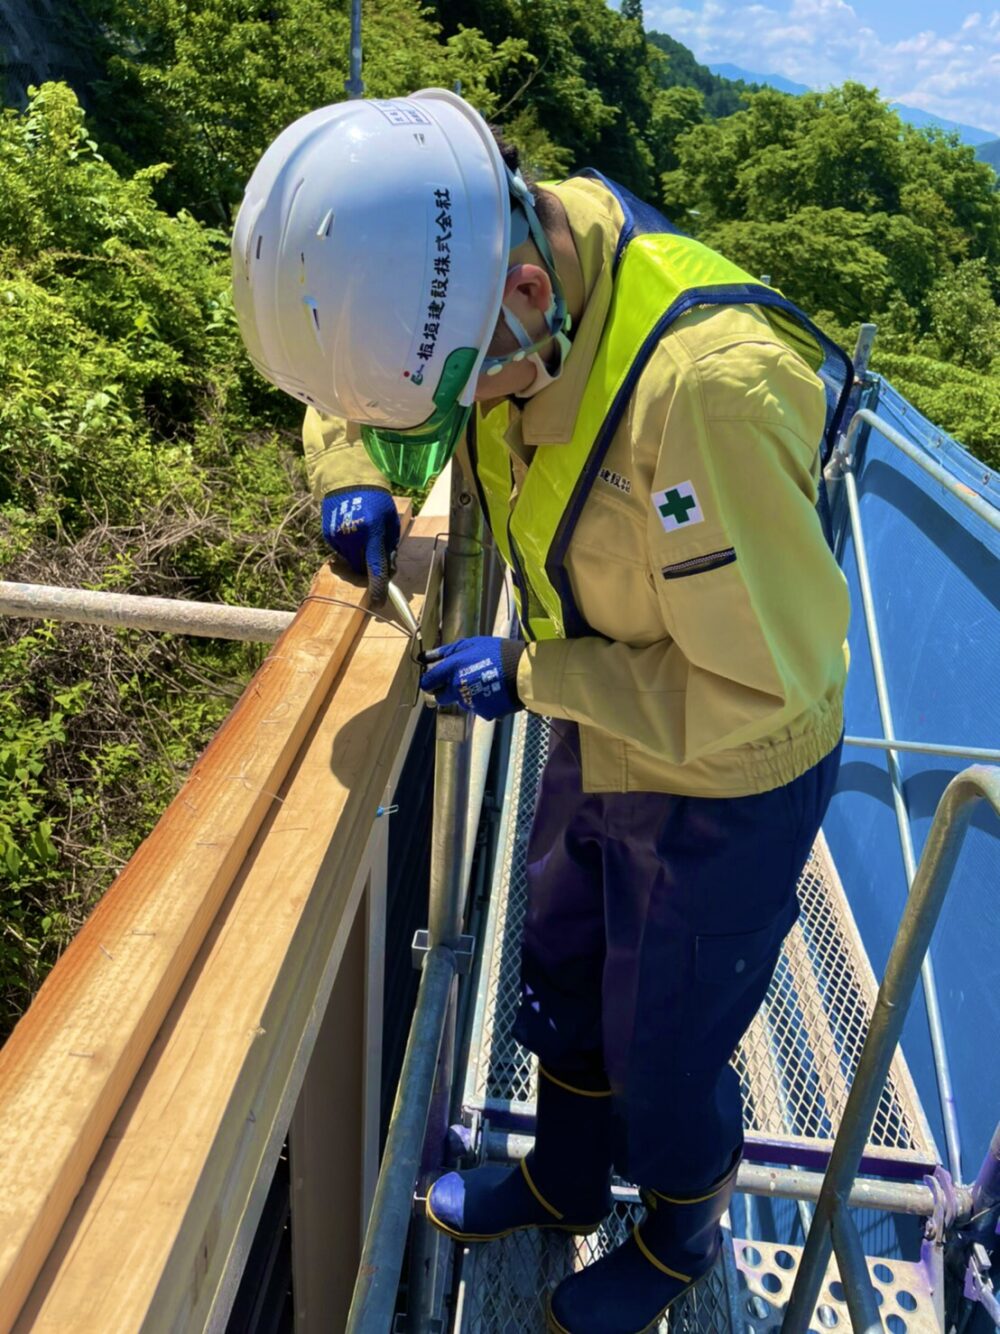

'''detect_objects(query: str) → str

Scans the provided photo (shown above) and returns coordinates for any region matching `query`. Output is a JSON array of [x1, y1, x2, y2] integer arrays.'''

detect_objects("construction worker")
[[232, 89, 850, 1334]]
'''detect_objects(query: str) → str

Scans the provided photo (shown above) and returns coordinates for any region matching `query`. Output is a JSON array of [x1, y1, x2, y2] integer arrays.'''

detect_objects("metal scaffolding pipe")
[[482, 1132, 968, 1219], [0, 580, 294, 642], [409, 459, 485, 1334], [345, 947, 456, 1334], [344, 0, 363, 97], [428, 460, 485, 950], [783, 765, 1000, 1333], [831, 1208, 884, 1334], [844, 464, 964, 1183], [845, 735, 1000, 764]]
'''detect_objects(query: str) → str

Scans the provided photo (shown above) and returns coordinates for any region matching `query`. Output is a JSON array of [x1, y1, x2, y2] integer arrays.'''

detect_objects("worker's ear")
[[502, 263, 553, 317]]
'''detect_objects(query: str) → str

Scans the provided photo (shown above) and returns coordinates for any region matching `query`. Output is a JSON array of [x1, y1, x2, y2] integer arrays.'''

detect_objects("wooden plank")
[[16, 517, 437, 1332], [290, 862, 369, 1333], [0, 505, 411, 1331]]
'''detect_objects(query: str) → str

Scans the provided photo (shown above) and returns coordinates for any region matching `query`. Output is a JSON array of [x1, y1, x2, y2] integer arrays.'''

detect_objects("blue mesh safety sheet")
[[824, 375, 1000, 1178]]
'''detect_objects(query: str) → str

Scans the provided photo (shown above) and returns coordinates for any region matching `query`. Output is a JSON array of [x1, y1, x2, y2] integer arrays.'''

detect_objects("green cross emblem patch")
[[652, 481, 703, 532]]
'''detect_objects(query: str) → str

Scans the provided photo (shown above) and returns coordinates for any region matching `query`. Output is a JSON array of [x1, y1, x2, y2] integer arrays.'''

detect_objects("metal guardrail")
[[845, 735, 1000, 764], [0, 577, 421, 642], [345, 459, 488, 1333], [832, 357, 1000, 1189], [0, 579, 296, 641], [346, 945, 457, 1331], [843, 408, 1000, 537], [783, 764, 1000, 1331], [841, 452, 964, 1181]]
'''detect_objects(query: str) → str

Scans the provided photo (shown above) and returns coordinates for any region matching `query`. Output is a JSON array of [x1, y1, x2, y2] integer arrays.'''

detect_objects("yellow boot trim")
[[650, 1156, 740, 1205], [424, 1189, 520, 1243], [539, 1065, 612, 1098], [520, 1155, 564, 1220], [632, 1223, 693, 1283], [650, 1181, 725, 1205]]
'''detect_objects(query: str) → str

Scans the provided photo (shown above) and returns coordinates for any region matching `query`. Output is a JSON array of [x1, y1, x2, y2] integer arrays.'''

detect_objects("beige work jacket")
[[302, 177, 848, 797]]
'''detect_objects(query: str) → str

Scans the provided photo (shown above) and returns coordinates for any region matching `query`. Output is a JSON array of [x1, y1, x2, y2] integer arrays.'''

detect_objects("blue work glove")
[[419, 637, 526, 721], [321, 486, 400, 607]]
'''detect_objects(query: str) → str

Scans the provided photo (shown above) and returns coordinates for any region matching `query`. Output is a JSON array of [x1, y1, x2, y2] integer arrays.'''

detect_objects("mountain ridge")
[[706, 61, 997, 145]]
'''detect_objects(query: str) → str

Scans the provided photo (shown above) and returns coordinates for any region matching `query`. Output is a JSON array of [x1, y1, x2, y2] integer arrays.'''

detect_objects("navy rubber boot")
[[426, 1065, 613, 1242], [547, 1151, 740, 1333]]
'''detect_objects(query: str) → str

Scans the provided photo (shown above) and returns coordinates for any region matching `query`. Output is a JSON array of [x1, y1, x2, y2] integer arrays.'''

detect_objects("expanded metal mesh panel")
[[735, 835, 935, 1156], [455, 1202, 741, 1334], [465, 712, 549, 1110], [466, 718, 935, 1162]]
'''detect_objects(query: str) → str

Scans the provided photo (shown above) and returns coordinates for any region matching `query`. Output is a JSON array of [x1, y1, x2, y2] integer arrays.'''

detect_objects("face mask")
[[515, 348, 563, 398], [485, 292, 572, 397]]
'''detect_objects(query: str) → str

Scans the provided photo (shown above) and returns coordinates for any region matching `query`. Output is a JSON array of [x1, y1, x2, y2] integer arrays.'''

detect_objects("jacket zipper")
[[661, 547, 737, 580]]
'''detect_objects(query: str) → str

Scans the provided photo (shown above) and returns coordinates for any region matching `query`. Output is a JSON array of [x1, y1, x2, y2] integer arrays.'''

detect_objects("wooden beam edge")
[[16, 518, 438, 1331], [0, 505, 413, 1328]]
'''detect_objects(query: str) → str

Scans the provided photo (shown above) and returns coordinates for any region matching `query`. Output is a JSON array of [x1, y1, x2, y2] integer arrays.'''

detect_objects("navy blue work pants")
[[511, 721, 841, 1194]]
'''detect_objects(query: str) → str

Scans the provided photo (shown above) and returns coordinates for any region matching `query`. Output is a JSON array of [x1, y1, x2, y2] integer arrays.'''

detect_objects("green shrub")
[[0, 85, 315, 1036], [872, 351, 1000, 471]]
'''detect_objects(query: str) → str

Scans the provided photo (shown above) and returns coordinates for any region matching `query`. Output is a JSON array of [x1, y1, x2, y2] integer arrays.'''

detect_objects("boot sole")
[[425, 1194, 604, 1244], [545, 1271, 708, 1334]]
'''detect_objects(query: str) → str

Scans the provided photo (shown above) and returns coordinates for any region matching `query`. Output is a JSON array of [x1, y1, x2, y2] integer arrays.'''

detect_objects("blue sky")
[[641, 0, 1000, 135]]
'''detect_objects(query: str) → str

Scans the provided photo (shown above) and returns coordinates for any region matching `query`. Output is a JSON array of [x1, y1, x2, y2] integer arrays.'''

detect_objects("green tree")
[[430, 0, 660, 195], [646, 30, 751, 119], [81, 0, 531, 220], [872, 352, 1000, 469], [665, 80, 1000, 343], [649, 86, 704, 178], [0, 86, 316, 1030], [926, 258, 1000, 369]]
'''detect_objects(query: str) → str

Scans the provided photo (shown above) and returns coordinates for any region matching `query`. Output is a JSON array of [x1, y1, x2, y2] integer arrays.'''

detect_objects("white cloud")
[[644, 0, 1000, 135]]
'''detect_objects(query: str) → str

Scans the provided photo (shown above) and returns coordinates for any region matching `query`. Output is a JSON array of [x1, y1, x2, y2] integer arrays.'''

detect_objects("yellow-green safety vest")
[[470, 171, 851, 644]]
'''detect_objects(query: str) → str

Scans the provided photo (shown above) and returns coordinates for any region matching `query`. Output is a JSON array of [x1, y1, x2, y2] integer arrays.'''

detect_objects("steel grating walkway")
[[453, 1203, 942, 1332], [453, 712, 941, 1332]]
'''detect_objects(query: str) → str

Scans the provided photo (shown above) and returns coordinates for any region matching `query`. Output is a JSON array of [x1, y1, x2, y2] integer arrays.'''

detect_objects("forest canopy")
[[0, 0, 998, 1031]]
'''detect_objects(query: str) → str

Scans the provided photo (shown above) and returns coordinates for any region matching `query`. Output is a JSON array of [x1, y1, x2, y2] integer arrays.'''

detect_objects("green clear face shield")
[[360, 347, 477, 491], [361, 171, 567, 492]]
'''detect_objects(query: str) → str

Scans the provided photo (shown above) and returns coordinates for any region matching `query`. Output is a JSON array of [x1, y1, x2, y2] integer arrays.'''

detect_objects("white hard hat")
[[233, 89, 514, 487]]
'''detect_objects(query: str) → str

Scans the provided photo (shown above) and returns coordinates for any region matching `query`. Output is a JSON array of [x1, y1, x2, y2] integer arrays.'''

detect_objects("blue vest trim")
[[572, 167, 685, 271], [511, 173, 852, 641], [658, 283, 854, 465], [546, 282, 852, 639]]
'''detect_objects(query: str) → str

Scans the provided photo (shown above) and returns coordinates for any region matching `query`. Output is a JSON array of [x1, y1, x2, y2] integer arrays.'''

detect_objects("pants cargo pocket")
[[685, 906, 797, 1073]]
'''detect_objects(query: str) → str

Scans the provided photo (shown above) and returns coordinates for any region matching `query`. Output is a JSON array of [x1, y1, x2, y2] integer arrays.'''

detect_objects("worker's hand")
[[419, 637, 526, 721], [321, 487, 400, 607]]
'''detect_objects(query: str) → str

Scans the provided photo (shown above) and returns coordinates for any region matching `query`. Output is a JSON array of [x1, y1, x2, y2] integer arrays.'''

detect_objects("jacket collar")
[[481, 176, 624, 452]]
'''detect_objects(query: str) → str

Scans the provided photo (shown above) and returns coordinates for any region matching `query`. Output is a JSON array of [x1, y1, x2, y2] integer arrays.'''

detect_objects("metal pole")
[[345, 947, 456, 1333], [344, 0, 364, 99], [0, 580, 294, 642], [851, 324, 877, 389], [407, 460, 484, 1334], [843, 465, 963, 1183], [831, 1208, 884, 1333], [483, 1132, 971, 1218], [845, 735, 1000, 764], [844, 409, 1000, 537], [968, 1122, 1000, 1242], [428, 459, 485, 949], [782, 765, 1000, 1332]]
